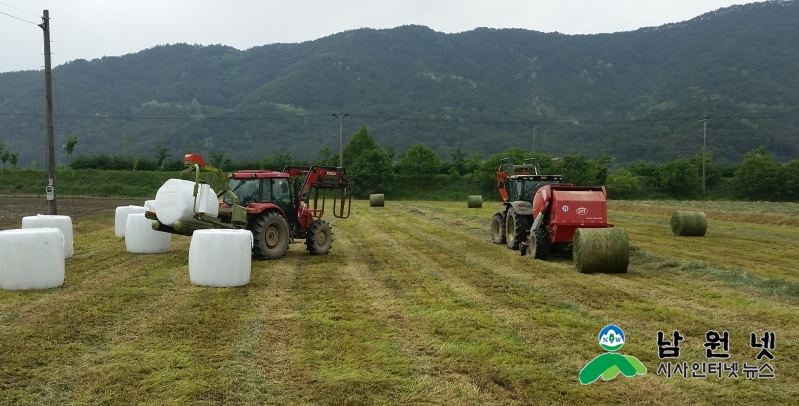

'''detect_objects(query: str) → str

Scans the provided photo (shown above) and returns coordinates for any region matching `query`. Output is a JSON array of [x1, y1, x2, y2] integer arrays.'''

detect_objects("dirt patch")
[[0, 197, 141, 230]]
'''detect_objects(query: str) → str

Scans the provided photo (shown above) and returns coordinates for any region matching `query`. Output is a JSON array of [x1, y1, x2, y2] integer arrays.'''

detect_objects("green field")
[[1, 199, 798, 405]]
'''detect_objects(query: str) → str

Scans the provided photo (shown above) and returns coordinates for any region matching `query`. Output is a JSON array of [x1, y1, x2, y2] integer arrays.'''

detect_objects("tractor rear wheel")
[[505, 210, 531, 250], [491, 212, 506, 244], [251, 211, 290, 260], [530, 227, 550, 260], [306, 220, 333, 255]]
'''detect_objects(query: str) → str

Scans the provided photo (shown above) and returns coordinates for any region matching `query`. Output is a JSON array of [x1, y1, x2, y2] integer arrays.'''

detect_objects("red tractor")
[[146, 154, 351, 259], [490, 157, 628, 272]]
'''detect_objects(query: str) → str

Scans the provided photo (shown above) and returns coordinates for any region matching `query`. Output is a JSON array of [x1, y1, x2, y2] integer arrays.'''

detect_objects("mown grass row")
[[1, 201, 798, 405], [361, 201, 799, 404]]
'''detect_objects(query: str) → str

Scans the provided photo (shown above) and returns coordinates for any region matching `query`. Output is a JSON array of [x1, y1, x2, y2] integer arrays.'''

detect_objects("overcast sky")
[[1, 0, 754, 73]]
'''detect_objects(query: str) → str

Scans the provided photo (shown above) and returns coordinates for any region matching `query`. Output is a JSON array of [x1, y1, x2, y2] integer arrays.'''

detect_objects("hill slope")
[[1, 0, 798, 166]]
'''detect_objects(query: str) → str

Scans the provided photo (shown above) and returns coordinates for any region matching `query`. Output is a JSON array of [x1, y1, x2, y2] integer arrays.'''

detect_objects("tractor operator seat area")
[[226, 179, 261, 205], [272, 179, 292, 204], [518, 179, 559, 201], [223, 177, 293, 206]]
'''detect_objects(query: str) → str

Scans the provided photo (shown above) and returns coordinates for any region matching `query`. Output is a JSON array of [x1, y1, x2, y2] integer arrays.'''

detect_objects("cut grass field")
[[1, 198, 798, 405]]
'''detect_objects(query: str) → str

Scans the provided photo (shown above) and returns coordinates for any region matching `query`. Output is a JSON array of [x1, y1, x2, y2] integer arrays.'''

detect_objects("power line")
[[0, 9, 37, 25], [0, 112, 331, 120], [0, 111, 796, 124], [0, 1, 39, 18]]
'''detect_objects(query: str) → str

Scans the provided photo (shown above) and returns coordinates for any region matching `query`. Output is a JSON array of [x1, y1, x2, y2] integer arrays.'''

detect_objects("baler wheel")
[[252, 211, 290, 260], [306, 220, 333, 255], [530, 227, 550, 260], [491, 212, 506, 244]]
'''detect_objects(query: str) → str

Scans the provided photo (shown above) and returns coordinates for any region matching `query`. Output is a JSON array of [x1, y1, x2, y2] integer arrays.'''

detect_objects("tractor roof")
[[511, 174, 564, 181], [229, 170, 289, 180]]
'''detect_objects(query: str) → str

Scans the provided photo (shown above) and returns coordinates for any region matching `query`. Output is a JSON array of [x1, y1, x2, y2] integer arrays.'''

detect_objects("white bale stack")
[[189, 229, 252, 287], [115, 205, 147, 238], [154, 179, 219, 226], [125, 213, 171, 254], [144, 200, 157, 212], [0, 228, 65, 290], [21, 214, 74, 259]]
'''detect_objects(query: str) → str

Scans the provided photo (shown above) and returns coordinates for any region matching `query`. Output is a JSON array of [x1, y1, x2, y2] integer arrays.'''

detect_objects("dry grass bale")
[[573, 227, 629, 274], [467, 195, 483, 208], [369, 194, 385, 207], [670, 211, 708, 236]]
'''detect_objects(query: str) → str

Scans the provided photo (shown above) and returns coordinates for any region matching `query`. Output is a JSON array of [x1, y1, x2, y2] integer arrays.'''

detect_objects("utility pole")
[[332, 113, 348, 167], [700, 117, 708, 194], [39, 10, 57, 214], [532, 125, 537, 154]]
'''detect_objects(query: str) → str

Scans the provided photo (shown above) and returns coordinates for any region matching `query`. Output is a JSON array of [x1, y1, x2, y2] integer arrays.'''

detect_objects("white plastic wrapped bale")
[[115, 205, 147, 238], [144, 199, 157, 212], [125, 213, 171, 254], [21, 214, 74, 259], [189, 229, 252, 287], [154, 179, 219, 226], [0, 228, 65, 290]]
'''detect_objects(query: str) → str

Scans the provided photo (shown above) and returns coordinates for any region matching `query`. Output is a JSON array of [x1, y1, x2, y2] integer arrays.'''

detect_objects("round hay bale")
[[189, 229, 252, 287], [21, 214, 73, 259], [369, 194, 385, 207], [670, 211, 707, 236], [467, 195, 483, 208], [573, 227, 629, 274]]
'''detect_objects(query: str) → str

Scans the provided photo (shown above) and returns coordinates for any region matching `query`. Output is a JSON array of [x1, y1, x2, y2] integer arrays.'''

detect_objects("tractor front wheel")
[[491, 212, 506, 244], [505, 210, 530, 250], [306, 220, 333, 255], [251, 211, 290, 260]]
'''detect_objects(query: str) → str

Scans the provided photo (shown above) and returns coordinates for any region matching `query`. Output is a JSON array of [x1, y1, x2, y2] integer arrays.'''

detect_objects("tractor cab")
[[224, 170, 296, 224], [497, 157, 563, 203], [509, 175, 564, 202]]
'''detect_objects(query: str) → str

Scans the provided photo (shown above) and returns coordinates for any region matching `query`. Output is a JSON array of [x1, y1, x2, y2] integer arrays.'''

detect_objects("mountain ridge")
[[1, 0, 798, 166]]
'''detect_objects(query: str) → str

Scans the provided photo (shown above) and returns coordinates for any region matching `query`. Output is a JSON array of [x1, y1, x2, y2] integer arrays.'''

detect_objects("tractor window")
[[522, 180, 558, 201], [235, 179, 260, 205], [272, 179, 292, 205]]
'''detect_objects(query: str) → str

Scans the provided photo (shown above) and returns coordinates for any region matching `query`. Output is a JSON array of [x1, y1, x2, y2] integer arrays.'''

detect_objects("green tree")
[[450, 147, 468, 174], [155, 142, 172, 169], [318, 145, 333, 165], [735, 146, 783, 201], [350, 148, 394, 196], [605, 168, 641, 198], [783, 160, 799, 200], [9, 153, 17, 169], [121, 136, 140, 171], [386, 146, 396, 163], [656, 158, 701, 198], [343, 127, 378, 167], [208, 150, 232, 169], [0, 150, 8, 170], [273, 148, 293, 169], [465, 150, 484, 174], [591, 154, 613, 184], [398, 144, 441, 175], [687, 151, 721, 187], [561, 154, 598, 185], [65, 134, 79, 166]]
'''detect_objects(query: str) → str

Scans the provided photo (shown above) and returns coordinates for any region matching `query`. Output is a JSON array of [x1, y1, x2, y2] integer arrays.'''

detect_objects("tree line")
[[0, 142, 19, 170], [56, 126, 799, 202]]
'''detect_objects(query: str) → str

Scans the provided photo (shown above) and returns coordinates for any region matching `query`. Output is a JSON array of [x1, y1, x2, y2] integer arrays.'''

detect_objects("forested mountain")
[[1, 0, 798, 167]]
